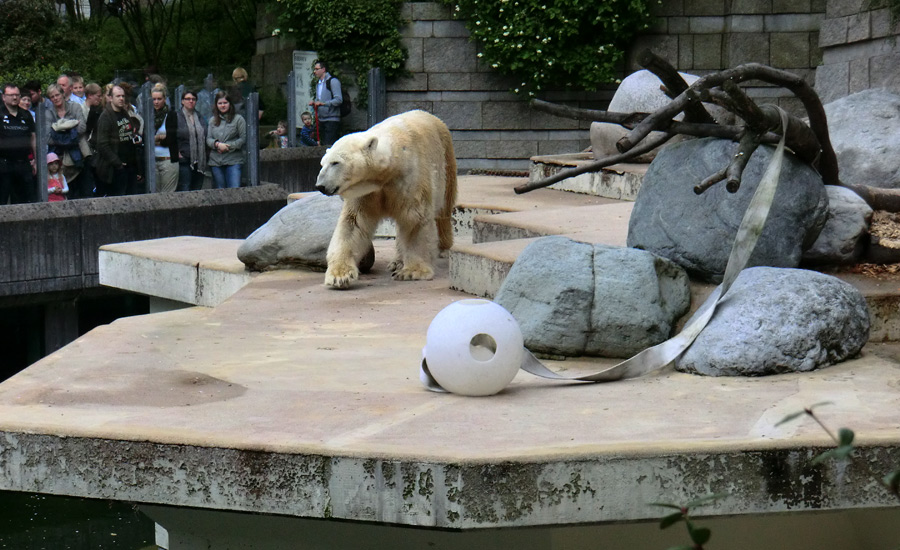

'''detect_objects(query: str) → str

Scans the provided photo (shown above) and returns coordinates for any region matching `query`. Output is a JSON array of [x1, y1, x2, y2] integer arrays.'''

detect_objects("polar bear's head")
[[316, 132, 391, 200]]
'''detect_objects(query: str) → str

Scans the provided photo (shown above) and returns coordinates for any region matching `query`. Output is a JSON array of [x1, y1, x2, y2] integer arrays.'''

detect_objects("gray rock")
[[238, 194, 374, 272], [803, 186, 873, 266], [591, 70, 732, 162], [627, 138, 829, 282], [495, 236, 691, 358], [825, 89, 900, 189], [676, 267, 870, 376]]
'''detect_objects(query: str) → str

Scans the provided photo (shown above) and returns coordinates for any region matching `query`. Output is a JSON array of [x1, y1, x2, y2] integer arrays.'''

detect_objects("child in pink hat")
[[47, 152, 68, 202]]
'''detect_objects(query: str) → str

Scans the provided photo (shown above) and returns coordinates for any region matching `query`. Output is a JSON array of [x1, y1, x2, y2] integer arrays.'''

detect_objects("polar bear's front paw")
[[392, 262, 434, 281], [387, 259, 403, 274], [325, 263, 359, 289]]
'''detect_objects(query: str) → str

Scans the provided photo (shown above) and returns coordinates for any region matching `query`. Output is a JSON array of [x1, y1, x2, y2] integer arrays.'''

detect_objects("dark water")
[[0, 491, 156, 549]]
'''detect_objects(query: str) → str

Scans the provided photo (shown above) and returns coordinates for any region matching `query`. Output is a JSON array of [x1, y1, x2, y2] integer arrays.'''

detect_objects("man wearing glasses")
[[309, 60, 342, 146], [0, 83, 37, 204]]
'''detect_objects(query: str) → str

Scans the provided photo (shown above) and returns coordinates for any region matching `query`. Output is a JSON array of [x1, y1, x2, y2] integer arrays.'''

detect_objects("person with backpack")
[[310, 59, 345, 147]]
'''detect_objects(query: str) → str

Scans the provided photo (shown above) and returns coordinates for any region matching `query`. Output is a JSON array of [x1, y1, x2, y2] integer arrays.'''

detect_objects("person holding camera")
[[94, 84, 144, 196]]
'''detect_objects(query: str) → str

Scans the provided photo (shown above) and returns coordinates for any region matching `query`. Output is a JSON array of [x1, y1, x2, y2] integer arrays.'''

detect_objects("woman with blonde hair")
[[150, 83, 179, 192], [230, 66, 264, 121], [206, 91, 246, 189], [44, 83, 87, 195]]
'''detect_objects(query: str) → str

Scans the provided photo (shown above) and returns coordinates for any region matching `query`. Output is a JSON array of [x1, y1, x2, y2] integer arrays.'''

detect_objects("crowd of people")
[[0, 61, 343, 205]]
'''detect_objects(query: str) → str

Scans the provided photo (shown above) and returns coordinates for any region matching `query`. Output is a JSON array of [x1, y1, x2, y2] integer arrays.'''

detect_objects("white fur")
[[315, 110, 458, 289]]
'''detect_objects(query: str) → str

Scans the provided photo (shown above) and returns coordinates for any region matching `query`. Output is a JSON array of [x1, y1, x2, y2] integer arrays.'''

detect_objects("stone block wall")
[[390, 1, 829, 170], [815, 0, 900, 104], [390, 2, 614, 171], [253, 1, 847, 171], [633, 0, 825, 115]]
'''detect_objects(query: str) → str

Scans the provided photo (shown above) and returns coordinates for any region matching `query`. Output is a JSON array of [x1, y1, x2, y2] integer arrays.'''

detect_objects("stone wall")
[[388, 2, 616, 171], [252, 1, 838, 171], [815, 0, 900, 104], [259, 147, 326, 194], [632, 0, 825, 114]]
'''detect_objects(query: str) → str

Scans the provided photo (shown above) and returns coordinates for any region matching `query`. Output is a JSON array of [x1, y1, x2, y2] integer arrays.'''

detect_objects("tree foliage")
[[271, 0, 408, 106], [104, 0, 258, 74], [0, 0, 259, 88], [0, 0, 98, 81], [445, 0, 654, 95]]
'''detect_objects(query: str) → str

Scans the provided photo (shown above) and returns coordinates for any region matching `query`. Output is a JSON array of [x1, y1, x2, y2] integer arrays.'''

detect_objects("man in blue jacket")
[[309, 60, 342, 147]]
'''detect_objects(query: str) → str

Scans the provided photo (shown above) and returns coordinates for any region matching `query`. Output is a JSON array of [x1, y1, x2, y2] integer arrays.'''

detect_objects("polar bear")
[[315, 110, 457, 289]]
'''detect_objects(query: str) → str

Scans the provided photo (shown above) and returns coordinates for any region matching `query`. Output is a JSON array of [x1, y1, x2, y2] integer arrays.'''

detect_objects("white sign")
[[292, 51, 318, 129]]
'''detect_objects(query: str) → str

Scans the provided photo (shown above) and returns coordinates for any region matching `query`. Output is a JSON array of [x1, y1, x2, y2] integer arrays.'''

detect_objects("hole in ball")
[[469, 333, 497, 362]]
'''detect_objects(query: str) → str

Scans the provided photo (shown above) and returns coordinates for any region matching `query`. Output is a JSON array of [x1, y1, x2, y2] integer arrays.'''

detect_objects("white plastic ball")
[[422, 299, 524, 396]]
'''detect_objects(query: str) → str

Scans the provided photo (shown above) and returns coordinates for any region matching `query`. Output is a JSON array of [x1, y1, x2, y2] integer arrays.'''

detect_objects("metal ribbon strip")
[[422, 109, 790, 391]]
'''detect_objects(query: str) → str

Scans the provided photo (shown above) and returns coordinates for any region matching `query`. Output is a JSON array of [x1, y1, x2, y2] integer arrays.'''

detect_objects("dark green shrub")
[[445, 0, 654, 94]]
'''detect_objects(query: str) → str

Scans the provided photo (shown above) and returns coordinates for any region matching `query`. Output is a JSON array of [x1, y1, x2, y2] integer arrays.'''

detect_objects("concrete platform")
[[99, 237, 253, 308], [1, 176, 899, 549]]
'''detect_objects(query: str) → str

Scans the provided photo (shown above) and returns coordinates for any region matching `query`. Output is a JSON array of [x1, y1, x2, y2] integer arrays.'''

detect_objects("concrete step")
[[471, 201, 634, 244], [530, 153, 647, 200]]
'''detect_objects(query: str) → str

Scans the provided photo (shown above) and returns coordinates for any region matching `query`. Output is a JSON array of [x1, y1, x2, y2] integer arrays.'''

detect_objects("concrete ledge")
[[0, 186, 287, 304], [99, 237, 252, 307], [472, 202, 634, 244], [2, 430, 899, 530], [529, 154, 648, 200]]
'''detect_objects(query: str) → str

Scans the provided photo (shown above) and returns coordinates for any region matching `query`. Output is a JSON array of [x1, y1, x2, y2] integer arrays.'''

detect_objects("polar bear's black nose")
[[316, 183, 335, 196]]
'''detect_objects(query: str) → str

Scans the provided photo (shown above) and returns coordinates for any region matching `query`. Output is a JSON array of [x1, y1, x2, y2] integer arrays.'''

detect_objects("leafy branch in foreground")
[[776, 402, 900, 502], [651, 492, 728, 550]]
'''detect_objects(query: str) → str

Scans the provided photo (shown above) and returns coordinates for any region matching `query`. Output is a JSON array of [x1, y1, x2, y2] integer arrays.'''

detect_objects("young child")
[[299, 111, 318, 146], [47, 152, 68, 202], [267, 120, 289, 149], [71, 75, 86, 101]]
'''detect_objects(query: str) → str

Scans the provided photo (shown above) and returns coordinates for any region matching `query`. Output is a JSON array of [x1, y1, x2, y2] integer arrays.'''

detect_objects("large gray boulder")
[[238, 194, 374, 272], [495, 236, 691, 358], [825, 89, 900, 189], [591, 70, 732, 162], [627, 138, 829, 282], [676, 267, 870, 376], [802, 185, 872, 266]]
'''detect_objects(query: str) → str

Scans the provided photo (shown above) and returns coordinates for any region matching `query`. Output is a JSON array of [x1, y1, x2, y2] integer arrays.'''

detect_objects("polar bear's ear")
[[365, 136, 379, 152]]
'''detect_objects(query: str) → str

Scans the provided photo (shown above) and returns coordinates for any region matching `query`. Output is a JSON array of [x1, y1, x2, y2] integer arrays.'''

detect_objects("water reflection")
[[0, 491, 155, 549]]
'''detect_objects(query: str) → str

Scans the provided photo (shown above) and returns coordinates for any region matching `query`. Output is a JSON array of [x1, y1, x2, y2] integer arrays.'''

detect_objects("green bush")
[[0, 0, 97, 84], [271, 0, 408, 108], [0, 64, 74, 90], [445, 0, 654, 95]]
